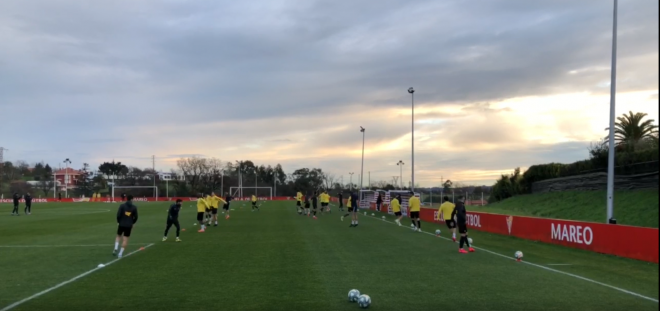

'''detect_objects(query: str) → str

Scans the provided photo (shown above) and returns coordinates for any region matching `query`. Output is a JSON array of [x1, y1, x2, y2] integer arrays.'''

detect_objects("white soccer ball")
[[468, 238, 473, 245], [97, 264, 105, 268], [435, 229, 441, 235], [381, 216, 385, 220], [357, 294, 371, 308], [410, 223, 415, 228], [364, 212, 367, 215], [371, 213, 375, 216], [515, 251, 523, 259], [348, 289, 361, 302]]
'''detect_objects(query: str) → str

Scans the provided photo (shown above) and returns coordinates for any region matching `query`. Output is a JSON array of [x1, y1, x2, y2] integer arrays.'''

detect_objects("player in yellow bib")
[[391, 194, 403, 226], [196, 194, 210, 232], [320, 190, 330, 214], [437, 196, 457, 242], [207, 192, 227, 227], [251, 195, 260, 212], [408, 192, 422, 232], [295, 191, 303, 215]]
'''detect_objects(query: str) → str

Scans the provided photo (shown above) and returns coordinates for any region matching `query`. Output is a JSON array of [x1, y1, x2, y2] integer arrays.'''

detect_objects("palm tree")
[[605, 111, 658, 151]]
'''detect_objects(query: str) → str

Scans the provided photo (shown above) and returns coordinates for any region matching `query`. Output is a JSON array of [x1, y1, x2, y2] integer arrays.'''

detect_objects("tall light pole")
[[272, 171, 277, 198], [408, 87, 415, 192], [63, 158, 71, 198], [396, 160, 404, 189], [360, 126, 365, 190], [606, 0, 618, 224], [349, 172, 354, 190]]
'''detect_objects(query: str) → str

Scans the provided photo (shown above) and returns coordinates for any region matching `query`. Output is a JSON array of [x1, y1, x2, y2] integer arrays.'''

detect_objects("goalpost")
[[111, 186, 158, 202], [229, 187, 273, 199]]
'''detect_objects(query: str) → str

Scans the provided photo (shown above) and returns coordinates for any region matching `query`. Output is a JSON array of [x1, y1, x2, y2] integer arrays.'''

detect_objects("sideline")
[[0, 243, 155, 311], [363, 213, 659, 303]]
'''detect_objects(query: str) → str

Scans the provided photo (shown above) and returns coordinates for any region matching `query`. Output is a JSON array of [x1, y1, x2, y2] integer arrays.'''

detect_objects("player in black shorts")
[[349, 192, 359, 227], [337, 193, 344, 212], [113, 195, 138, 258], [453, 198, 474, 253], [223, 192, 232, 219], [163, 199, 182, 242], [304, 193, 311, 216], [311, 191, 318, 219]]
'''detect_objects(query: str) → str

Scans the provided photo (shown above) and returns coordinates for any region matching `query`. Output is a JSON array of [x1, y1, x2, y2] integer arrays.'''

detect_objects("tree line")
[[488, 111, 659, 203]]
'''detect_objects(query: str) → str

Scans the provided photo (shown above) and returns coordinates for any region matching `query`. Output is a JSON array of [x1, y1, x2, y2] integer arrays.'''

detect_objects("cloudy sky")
[[0, 0, 657, 186]]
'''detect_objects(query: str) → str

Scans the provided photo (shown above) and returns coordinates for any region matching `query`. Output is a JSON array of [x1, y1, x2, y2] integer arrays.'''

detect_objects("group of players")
[[9, 192, 33, 216], [292, 189, 474, 253], [294, 190, 365, 227], [110, 190, 474, 258]]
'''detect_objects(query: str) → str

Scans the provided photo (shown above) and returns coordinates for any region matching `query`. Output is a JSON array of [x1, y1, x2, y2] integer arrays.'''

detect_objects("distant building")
[[53, 168, 82, 189]]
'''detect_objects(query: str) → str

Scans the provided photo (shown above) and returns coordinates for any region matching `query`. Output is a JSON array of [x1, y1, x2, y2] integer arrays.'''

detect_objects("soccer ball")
[[364, 212, 367, 215], [357, 294, 371, 308], [348, 289, 360, 302], [371, 213, 375, 216], [435, 229, 441, 235], [381, 216, 385, 220], [515, 251, 523, 260], [410, 224, 415, 228], [468, 238, 473, 245]]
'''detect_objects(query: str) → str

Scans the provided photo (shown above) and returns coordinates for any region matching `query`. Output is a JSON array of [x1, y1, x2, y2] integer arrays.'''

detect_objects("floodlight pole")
[[397, 160, 404, 190], [408, 87, 415, 192], [63, 158, 71, 198], [360, 126, 365, 190], [606, 0, 618, 224]]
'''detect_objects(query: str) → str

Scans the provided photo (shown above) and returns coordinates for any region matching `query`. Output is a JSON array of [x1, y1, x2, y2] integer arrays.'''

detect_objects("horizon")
[[1, 0, 658, 187]]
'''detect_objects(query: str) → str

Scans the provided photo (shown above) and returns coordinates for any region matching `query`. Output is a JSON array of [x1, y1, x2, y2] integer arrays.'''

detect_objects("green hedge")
[[491, 147, 659, 203]]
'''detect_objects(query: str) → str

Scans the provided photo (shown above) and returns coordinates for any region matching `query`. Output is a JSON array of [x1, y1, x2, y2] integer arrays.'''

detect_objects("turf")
[[461, 190, 660, 228], [0, 201, 658, 311]]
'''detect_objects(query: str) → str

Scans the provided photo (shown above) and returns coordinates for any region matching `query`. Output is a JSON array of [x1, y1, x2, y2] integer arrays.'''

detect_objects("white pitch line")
[[0, 243, 151, 248], [0, 243, 155, 311], [547, 264, 574, 266], [363, 214, 659, 304]]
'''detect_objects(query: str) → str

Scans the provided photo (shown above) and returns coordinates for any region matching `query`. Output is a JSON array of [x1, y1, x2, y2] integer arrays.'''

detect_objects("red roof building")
[[53, 168, 82, 189]]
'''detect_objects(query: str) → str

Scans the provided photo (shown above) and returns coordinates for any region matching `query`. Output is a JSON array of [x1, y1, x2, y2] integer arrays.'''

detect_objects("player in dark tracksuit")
[[376, 193, 383, 212], [337, 193, 344, 212], [113, 195, 138, 258], [24, 193, 32, 215], [311, 191, 319, 219], [11, 193, 20, 216], [452, 198, 474, 253], [163, 199, 182, 242]]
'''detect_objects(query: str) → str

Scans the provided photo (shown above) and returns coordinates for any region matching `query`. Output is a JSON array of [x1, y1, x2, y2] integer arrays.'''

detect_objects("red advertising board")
[[0, 197, 293, 204], [416, 209, 658, 263]]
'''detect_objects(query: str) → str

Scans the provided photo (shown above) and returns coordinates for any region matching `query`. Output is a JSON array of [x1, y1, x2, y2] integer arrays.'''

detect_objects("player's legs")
[[224, 204, 230, 219], [120, 235, 130, 258], [174, 220, 181, 241], [163, 220, 173, 240], [197, 212, 205, 232], [12, 203, 19, 215], [458, 225, 471, 253], [27, 203, 32, 214]]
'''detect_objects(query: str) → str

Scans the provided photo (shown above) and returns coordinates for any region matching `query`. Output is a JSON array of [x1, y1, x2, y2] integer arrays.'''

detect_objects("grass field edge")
[[360, 213, 660, 303], [0, 243, 155, 311]]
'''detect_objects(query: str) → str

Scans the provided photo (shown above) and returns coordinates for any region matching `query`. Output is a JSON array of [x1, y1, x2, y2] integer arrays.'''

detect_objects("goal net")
[[229, 187, 273, 199], [110, 186, 158, 202]]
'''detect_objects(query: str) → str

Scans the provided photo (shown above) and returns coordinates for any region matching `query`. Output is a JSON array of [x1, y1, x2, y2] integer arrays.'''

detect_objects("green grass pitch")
[[0, 201, 658, 311]]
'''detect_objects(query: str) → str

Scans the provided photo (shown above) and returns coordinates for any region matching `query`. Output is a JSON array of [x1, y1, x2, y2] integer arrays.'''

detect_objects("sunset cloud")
[[0, 0, 657, 186]]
